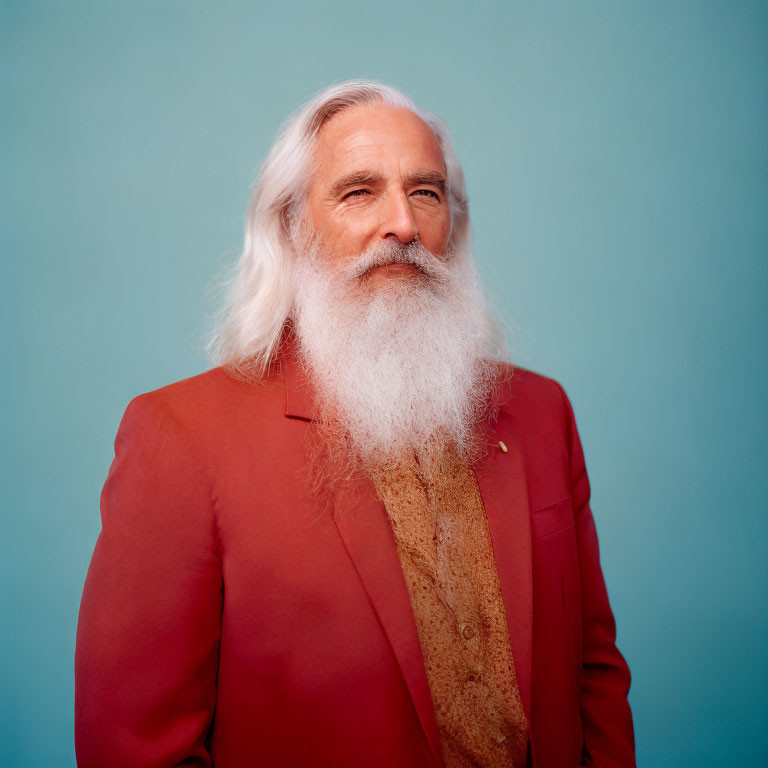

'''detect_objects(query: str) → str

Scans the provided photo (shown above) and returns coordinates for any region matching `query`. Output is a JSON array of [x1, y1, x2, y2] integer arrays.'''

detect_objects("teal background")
[[3, 1, 767, 766]]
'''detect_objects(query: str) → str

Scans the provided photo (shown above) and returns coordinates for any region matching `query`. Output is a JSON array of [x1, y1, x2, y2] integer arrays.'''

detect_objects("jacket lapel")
[[332, 479, 444, 765], [280, 346, 443, 765], [474, 408, 534, 726]]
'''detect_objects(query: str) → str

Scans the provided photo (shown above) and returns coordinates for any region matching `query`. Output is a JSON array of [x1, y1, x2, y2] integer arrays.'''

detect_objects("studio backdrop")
[[3, 1, 766, 766]]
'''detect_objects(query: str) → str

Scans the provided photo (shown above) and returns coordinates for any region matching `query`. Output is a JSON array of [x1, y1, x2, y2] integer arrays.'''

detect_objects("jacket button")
[[462, 624, 476, 640]]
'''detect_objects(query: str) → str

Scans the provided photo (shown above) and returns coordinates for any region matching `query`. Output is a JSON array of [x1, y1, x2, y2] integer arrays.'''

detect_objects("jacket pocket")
[[530, 495, 574, 539]]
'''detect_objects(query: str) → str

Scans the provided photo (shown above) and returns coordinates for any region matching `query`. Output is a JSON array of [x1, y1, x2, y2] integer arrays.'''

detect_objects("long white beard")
[[291, 233, 507, 467]]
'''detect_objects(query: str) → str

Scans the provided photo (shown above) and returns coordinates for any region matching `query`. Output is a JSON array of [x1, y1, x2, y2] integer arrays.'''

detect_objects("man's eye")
[[344, 189, 370, 199], [413, 189, 440, 199]]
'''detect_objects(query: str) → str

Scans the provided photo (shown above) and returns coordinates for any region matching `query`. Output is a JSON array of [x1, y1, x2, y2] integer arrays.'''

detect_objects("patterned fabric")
[[370, 442, 529, 767]]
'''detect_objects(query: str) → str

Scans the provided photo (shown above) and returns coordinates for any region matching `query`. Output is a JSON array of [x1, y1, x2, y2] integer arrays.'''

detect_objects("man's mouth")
[[362, 261, 425, 279], [375, 262, 420, 272]]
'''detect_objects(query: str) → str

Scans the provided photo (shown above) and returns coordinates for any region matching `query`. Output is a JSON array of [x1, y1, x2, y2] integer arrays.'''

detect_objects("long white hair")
[[207, 79, 503, 378]]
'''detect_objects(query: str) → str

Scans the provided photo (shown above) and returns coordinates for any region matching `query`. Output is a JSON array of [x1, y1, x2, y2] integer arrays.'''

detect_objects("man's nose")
[[378, 189, 418, 244]]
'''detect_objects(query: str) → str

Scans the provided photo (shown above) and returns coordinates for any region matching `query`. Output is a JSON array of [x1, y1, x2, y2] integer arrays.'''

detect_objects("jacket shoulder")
[[125, 365, 285, 433], [490, 362, 581, 460], [494, 362, 569, 417]]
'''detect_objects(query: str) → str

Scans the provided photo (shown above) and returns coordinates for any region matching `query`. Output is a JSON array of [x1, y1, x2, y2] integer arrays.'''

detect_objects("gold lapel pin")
[[497, 440, 508, 453]]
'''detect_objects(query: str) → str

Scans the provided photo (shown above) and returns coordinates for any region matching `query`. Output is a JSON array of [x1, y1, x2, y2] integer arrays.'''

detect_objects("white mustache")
[[345, 240, 446, 281]]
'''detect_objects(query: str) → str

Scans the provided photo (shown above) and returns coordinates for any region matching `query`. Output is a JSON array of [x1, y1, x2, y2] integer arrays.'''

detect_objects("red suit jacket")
[[75, 349, 635, 767]]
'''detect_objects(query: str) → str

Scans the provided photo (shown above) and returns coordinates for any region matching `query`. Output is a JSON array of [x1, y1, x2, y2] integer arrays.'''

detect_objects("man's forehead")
[[313, 104, 446, 184]]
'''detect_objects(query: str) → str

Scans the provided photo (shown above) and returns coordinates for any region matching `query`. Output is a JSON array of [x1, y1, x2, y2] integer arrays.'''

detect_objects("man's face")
[[305, 103, 451, 289]]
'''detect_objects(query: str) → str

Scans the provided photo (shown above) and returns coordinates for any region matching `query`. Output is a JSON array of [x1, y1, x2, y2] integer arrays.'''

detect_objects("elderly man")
[[75, 81, 635, 768]]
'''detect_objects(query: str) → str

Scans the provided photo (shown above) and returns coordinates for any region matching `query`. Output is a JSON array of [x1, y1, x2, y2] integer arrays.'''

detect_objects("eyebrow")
[[328, 171, 382, 199], [327, 169, 447, 199], [407, 171, 447, 193]]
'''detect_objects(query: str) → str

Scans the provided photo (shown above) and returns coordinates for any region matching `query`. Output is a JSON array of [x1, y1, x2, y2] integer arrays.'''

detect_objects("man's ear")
[[282, 201, 310, 252], [279, 206, 293, 243]]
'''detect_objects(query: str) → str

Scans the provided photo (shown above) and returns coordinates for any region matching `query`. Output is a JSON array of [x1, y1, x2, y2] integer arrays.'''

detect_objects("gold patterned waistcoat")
[[370, 444, 529, 768]]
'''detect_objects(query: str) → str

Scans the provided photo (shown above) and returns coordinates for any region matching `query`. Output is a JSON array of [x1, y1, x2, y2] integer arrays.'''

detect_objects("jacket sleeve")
[[75, 393, 222, 768], [558, 384, 636, 767]]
